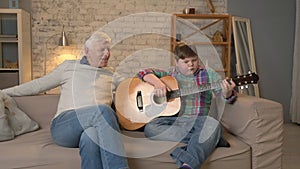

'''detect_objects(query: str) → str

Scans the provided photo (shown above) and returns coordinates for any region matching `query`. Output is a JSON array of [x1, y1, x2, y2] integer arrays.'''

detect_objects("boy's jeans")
[[144, 116, 221, 169], [50, 105, 129, 169]]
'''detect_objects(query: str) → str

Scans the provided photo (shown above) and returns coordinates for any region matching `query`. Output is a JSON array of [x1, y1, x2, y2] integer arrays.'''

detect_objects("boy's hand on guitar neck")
[[221, 77, 236, 99], [144, 73, 237, 99]]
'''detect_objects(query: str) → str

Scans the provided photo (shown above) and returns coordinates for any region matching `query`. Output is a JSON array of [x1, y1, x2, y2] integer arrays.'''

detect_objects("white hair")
[[84, 32, 111, 49]]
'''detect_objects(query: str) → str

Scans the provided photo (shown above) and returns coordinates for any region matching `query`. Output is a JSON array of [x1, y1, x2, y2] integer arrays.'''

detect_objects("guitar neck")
[[166, 72, 259, 100], [167, 81, 222, 100]]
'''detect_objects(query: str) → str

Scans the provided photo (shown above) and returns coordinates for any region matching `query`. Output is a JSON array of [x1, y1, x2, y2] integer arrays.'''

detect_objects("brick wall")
[[31, 0, 227, 79]]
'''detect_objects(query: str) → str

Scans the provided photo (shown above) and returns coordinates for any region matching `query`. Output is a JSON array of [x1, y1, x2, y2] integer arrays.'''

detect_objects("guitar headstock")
[[232, 72, 259, 87]]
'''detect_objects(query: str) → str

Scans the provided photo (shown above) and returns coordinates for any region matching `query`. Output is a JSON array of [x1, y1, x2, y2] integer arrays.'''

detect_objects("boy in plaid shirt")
[[137, 42, 237, 169]]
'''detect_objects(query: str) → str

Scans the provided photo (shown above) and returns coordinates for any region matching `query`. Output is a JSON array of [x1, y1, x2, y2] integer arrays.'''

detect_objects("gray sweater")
[[3, 60, 117, 118]]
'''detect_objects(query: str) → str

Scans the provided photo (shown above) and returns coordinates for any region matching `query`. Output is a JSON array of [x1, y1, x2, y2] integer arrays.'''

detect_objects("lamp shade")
[[59, 31, 69, 46]]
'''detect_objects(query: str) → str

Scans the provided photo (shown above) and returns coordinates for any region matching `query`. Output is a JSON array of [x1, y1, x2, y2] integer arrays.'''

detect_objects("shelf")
[[172, 41, 229, 45], [0, 9, 32, 89], [0, 68, 19, 71], [0, 34, 18, 38], [171, 13, 232, 77], [0, 38, 18, 42], [174, 13, 231, 19]]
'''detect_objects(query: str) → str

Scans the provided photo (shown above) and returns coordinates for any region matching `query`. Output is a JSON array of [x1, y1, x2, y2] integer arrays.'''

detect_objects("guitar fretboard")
[[191, 82, 221, 95], [166, 72, 258, 100], [167, 80, 222, 100]]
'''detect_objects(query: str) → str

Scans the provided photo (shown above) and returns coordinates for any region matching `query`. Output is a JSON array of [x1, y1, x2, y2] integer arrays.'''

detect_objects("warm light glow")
[[60, 53, 77, 61], [53, 53, 77, 66]]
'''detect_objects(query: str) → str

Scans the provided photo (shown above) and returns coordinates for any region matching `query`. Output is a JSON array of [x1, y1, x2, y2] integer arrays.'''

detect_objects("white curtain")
[[290, 0, 300, 124]]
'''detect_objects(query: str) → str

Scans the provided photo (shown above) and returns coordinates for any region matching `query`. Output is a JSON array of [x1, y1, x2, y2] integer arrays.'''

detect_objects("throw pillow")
[[1, 92, 39, 136], [0, 101, 14, 141]]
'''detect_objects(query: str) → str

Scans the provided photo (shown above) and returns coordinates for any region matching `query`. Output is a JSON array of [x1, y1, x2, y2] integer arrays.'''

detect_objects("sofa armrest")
[[221, 94, 283, 169]]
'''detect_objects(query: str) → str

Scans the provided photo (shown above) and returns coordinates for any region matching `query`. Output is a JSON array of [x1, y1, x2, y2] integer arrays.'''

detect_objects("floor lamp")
[[43, 29, 69, 76]]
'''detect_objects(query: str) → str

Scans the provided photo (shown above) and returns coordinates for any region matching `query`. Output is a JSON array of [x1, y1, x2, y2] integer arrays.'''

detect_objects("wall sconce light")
[[43, 27, 70, 76]]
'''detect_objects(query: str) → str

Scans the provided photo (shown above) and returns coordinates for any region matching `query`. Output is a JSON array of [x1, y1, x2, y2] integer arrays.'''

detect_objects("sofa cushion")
[[123, 130, 250, 169], [0, 92, 39, 141], [0, 126, 250, 169], [0, 127, 80, 169], [13, 95, 60, 128], [0, 94, 252, 169]]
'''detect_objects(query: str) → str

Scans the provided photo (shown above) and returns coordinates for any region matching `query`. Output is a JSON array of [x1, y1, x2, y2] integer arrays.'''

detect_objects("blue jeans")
[[144, 116, 221, 169], [50, 105, 129, 169]]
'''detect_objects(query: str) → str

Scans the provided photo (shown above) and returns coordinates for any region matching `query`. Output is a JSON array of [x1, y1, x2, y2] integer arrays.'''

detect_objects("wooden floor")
[[283, 123, 300, 169]]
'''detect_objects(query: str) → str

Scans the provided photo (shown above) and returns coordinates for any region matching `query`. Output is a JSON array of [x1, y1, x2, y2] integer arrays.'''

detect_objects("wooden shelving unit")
[[171, 13, 232, 77], [0, 9, 32, 89]]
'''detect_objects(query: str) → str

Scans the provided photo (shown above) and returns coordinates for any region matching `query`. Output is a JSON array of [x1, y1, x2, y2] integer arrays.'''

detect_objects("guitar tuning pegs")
[[248, 71, 252, 74], [245, 85, 249, 89], [241, 86, 244, 89]]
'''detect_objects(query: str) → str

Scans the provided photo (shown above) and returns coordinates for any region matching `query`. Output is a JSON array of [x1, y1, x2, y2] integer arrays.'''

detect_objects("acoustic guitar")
[[115, 72, 259, 130]]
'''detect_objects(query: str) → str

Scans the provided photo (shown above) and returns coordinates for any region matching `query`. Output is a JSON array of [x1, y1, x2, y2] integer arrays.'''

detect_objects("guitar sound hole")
[[152, 95, 166, 105]]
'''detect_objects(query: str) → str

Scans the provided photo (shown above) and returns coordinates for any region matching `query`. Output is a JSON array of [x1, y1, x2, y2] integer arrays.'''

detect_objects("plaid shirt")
[[137, 67, 223, 117]]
